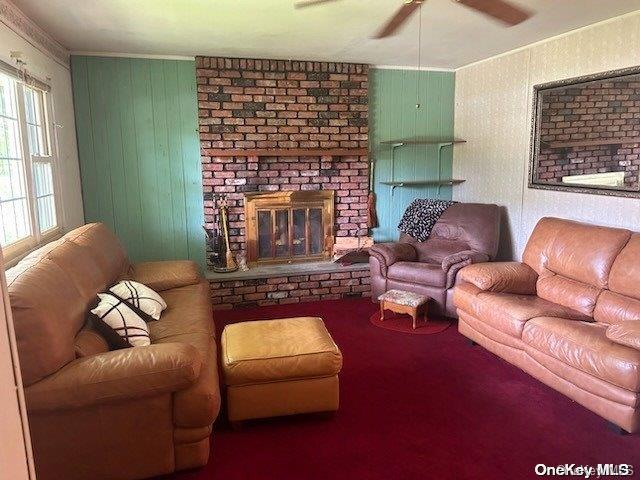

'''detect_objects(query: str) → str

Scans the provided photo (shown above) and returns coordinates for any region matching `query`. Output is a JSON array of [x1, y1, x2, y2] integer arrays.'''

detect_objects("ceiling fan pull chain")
[[416, 1, 422, 109]]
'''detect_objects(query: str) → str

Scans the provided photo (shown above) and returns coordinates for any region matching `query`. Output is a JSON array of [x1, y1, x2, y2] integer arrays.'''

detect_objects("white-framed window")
[[0, 72, 59, 262]]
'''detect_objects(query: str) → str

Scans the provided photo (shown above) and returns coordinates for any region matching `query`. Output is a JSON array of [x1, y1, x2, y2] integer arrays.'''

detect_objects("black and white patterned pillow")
[[109, 280, 167, 321], [90, 293, 150, 349]]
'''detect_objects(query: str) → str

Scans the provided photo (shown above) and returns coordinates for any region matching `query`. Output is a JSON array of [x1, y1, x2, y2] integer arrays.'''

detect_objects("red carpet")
[[369, 310, 451, 334], [162, 298, 640, 480]]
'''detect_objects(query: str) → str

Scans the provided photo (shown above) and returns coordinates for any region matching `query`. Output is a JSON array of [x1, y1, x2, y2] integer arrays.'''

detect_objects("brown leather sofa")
[[455, 217, 640, 433], [369, 202, 501, 317], [7, 223, 220, 480]]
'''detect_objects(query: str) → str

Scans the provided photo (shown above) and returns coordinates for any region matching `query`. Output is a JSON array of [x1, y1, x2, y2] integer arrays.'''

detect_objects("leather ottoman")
[[221, 317, 343, 422]]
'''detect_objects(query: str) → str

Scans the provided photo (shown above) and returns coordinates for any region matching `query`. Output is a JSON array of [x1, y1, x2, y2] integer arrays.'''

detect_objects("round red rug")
[[368, 311, 451, 334]]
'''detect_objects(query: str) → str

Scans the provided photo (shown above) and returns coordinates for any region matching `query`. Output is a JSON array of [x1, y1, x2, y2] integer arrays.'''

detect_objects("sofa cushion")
[[8, 258, 88, 386], [129, 260, 201, 292], [221, 317, 342, 385], [523, 317, 640, 392], [608, 234, 640, 300], [64, 223, 129, 282], [387, 261, 446, 287], [543, 220, 630, 288], [149, 282, 214, 341], [593, 234, 640, 325], [44, 240, 107, 299], [594, 291, 640, 325], [606, 321, 640, 351], [536, 273, 601, 317], [454, 282, 589, 338]]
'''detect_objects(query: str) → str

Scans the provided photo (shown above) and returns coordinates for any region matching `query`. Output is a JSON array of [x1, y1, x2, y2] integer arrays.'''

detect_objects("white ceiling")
[[12, 0, 640, 69]]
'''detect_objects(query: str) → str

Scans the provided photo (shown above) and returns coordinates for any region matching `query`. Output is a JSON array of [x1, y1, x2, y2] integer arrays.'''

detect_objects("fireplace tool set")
[[205, 195, 239, 273]]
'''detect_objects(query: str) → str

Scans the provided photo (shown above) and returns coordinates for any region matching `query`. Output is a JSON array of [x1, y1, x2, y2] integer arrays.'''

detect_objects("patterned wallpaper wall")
[[454, 12, 640, 260]]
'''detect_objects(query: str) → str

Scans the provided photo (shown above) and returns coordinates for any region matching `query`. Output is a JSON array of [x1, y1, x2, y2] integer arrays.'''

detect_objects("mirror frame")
[[529, 65, 640, 199]]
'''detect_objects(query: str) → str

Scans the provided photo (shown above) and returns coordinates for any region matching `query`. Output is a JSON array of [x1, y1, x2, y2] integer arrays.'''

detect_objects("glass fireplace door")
[[255, 206, 324, 262], [244, 190, 334, 265]]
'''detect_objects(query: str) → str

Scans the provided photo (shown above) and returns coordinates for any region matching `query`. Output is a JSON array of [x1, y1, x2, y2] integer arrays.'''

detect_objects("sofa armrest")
[[129, 260, 201, 291], [441, 250, 490, 289], [458, 261, 538, 294], [606, 321, 640, 350], [25, 343, 202, 412], [368, 243, 417, 275]]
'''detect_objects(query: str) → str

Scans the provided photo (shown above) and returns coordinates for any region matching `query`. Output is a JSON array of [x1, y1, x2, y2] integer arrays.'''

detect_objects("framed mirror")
[[529, 66, 640, 198]]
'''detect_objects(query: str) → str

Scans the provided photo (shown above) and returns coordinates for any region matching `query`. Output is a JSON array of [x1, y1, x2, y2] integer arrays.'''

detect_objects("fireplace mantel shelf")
[[205, 148, 368, 158]]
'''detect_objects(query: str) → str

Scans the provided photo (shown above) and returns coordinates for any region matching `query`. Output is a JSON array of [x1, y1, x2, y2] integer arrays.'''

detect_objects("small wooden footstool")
[[221, 317, 343, 423], [378, 289, 429, 329]]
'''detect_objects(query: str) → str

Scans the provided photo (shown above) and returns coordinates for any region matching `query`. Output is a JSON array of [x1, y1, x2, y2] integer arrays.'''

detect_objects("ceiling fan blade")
[[456, 0, 531, 26], [374, 1, 423, 39], [295, 0, 342, 8]]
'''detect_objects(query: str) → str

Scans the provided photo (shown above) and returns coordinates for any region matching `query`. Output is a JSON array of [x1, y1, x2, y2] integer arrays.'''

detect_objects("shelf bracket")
[[390, 142, 404, 181], [436, 142, 453, 196], [390, 183, 404, 196]]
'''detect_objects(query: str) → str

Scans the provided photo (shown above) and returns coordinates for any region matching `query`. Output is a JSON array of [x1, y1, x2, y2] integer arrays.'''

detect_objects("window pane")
[[33, 162, 56, 232], [0, 117, 21, 159], [33, 162, 53, 196], [37, 195, 56, 232], [23, 87, 47, 156], [24, 88, 36, 123], [0, 74, 32, 247], [0, 75, 16, 118]]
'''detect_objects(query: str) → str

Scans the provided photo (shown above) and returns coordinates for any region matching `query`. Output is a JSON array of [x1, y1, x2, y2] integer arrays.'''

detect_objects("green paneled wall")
[[370, 69, 456, 242], [71, 56, 205, 266]]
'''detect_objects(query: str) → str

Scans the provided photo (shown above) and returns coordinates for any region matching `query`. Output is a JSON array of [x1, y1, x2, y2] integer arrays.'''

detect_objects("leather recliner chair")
[[369, 202, 501, 317], [8, 223, 221, 480], [455, 217, 640, 433]]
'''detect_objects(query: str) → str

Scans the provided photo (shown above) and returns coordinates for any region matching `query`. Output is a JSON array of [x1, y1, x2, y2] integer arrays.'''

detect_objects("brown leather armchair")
[[8, 223, 220, 480], [369, 202, 501, 317], [455, 217, 640, 433]]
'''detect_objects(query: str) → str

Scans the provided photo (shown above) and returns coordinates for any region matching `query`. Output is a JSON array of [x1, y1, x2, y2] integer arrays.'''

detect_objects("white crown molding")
[[0, 0, 69, 67], [71, 51, 196, 61], [373, 64, 455, 73]]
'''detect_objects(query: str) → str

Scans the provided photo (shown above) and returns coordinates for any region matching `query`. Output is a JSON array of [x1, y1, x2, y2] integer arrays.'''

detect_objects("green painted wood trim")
[[70, 56, 205, 267], [369, 68, 456, 242]]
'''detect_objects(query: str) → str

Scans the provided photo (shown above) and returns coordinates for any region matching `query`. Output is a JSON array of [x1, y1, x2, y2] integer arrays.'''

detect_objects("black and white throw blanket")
[[397, 199, 456, 242]]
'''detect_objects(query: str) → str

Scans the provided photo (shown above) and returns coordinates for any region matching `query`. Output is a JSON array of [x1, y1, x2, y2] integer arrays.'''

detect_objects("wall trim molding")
[[0, 0, 69, 67], [71, 51, 196, 61], [373, 65, 455, 73]]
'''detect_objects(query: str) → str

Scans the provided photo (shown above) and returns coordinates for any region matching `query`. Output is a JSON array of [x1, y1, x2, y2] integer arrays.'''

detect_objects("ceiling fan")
[[294, 0, 532, 38]]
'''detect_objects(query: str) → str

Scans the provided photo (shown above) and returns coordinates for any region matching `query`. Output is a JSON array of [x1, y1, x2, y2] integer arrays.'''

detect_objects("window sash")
[[0, 73, 60, 264]]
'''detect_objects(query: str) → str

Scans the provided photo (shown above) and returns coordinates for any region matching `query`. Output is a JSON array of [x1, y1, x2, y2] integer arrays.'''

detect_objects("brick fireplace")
[[196, 56, 372, 308]]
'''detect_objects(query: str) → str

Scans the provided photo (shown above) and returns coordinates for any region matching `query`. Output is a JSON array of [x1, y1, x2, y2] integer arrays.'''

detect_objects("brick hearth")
[[196, 56, 372, 308], [207, 263, 370, 309]]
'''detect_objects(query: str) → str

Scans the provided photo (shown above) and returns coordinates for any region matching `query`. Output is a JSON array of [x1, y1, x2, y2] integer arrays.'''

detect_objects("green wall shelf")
[[380, 138, 466, 146], [381, 137, 466, 196], [380, 179, 466, 186]]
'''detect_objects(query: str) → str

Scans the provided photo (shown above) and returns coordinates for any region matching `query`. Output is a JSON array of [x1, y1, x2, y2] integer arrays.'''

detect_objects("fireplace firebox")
[[244, 190, 334, 265]]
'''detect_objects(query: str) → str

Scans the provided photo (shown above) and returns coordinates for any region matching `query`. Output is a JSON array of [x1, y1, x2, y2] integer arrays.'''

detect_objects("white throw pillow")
[[109, 280, 167, 321], [91, 293, 150, 347]]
